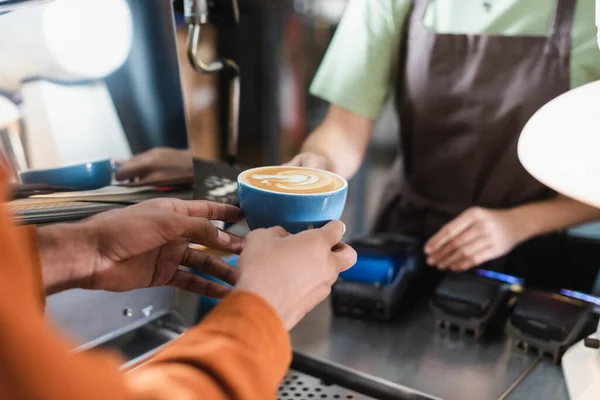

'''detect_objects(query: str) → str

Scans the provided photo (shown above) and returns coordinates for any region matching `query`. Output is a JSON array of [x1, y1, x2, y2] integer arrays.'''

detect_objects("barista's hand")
[[38, 198, 243, 296], [284, 152, 331, 171], [115, 147, 193, 184], [235, 221, 357, 330], [424, 207, 524, 272]]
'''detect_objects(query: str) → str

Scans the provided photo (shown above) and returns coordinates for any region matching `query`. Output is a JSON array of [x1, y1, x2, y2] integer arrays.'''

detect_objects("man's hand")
[[39, 198, 243, 296], [114, 147, 193, 184], [283, 105, 374, 179], [235, 221, 357, 331], [284, 152, 330, 170], [424, 207, 524, 272]]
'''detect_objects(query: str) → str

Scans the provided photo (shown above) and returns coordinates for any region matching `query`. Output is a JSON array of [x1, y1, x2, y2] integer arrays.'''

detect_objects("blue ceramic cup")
[[20, 159, 113, 191], [237, 166, 348, 234]]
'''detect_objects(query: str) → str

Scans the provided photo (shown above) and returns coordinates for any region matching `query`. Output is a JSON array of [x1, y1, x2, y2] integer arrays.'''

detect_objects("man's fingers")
[[114, 155, 153, 181], [315, 220, 346, 246], [181, 248, 237, 286], [246, 226, 290, 242], [267, 226, 291, 238], [300, 153, 328, 169], [330, 241, 357, 273], [425, 212, 476, 254], [427, 226, 483, 265], [300, 156, 324, 169], [137, 199, 243, 223], [282, 155, 302, 167], [283, 154, 327, 169], [178, 215, 244, 253], [450, 247, 495, 272], [168, 270, 231, 298], [141, 172, 170, 183], [175, 201, 243, 222], [439, 240, 491, 270]]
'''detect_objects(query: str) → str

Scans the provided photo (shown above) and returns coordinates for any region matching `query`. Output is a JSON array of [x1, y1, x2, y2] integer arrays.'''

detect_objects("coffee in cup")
[[239, 166, 345, 194], [238, 166, 348, 234]]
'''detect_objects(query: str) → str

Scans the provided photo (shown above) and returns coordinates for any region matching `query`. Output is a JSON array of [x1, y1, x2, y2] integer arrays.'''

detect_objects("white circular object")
[[518, 81, 600, 208], [0, 0, 133, 92], [44, 0, 133, 79]]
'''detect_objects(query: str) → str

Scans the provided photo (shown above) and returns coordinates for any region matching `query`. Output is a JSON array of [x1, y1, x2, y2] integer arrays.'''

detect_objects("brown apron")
[[373, 0, 596, 290]]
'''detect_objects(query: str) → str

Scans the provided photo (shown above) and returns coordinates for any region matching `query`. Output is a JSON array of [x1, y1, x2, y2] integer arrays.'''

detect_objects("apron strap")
[[549, 0, 577, 38]]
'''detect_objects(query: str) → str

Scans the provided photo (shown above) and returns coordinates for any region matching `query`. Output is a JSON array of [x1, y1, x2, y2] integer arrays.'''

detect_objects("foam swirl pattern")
[[242, 167, 344, 194]]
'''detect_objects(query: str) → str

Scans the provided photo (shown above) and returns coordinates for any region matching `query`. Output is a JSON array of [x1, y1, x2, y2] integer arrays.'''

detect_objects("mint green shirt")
[[310, 0, 600, 120]]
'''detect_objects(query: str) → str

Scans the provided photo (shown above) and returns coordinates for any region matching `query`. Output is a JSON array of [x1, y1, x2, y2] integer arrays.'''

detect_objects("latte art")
[[252, 171, 329, 191], [240, 167, 345, 194]]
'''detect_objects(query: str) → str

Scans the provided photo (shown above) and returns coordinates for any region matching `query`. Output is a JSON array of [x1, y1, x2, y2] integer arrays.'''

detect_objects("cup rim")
[[237, 166, 348, 196], [20, 159, 112, 174]]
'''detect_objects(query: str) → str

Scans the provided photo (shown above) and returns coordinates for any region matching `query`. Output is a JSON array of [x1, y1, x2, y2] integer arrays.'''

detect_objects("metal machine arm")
[[184, 0, 240, 166]]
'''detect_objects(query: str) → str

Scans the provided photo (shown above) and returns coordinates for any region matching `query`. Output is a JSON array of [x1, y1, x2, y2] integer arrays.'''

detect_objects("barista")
[[286, 0, 600, 289]]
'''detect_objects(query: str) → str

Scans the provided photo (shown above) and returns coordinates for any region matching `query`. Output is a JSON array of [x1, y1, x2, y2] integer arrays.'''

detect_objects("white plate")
[[518, 81, 600, 208]]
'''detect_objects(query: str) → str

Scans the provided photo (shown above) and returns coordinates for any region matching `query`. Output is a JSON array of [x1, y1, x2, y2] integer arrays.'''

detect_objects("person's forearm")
[[300, 105, 374, 179], [301, 131, 368, 180], [36, 223, 94, 295], [301, 126, 361, 178], [509, 195, 600, 242]]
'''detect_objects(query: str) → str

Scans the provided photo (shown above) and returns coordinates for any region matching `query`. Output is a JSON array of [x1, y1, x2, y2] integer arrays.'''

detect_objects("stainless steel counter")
[[505, 361, 568, 400], [291, 298, 568, 400]]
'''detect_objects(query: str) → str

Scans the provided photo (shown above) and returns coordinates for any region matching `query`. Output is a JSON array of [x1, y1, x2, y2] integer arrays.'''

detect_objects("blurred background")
[[0, 0, 396, 235], [172, 0, 398, 236]]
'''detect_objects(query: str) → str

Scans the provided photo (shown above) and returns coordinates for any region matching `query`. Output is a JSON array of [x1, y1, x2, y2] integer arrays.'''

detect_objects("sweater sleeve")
[[126, 292, 291, 399], [0, 168, 291, 400]]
